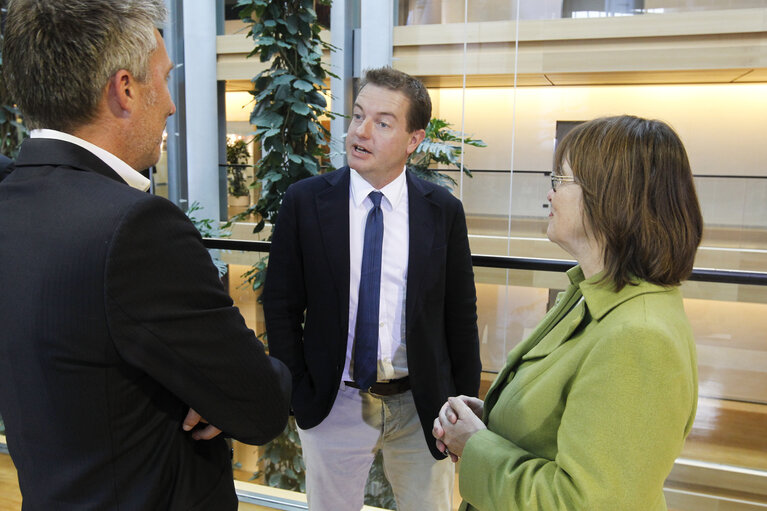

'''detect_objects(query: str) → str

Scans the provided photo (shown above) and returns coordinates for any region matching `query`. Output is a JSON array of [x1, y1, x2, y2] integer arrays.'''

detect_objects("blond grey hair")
[[4, 0, 167, 131]]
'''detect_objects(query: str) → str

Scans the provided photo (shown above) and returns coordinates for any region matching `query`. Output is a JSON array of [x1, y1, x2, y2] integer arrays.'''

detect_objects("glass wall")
[[215, 244, 767, 508], [396, 0, 767, 24], [392, 0, 767, 507], [212, 0, 767, 508]]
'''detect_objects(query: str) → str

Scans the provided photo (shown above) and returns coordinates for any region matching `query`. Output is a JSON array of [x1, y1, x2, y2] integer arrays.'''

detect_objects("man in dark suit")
[[0, 1, 291, 509], [262, 67, 481, 511]]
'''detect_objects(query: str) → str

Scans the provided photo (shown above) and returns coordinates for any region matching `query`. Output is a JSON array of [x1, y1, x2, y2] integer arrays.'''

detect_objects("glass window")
[[394, 0, 767, 507]]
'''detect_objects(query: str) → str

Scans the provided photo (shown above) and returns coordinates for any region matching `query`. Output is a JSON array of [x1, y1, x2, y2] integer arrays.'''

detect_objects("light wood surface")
[[216, 29, 331, 82], [0, 453, 21, 511], [390, 8, 767, 85], [215, 9, 767, 86], [392, 9, 767, 45]]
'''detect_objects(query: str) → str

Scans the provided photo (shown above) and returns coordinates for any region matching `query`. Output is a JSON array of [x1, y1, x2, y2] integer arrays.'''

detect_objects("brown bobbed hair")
[[554, 115, 703, 290], [359, 67, 432, 133]]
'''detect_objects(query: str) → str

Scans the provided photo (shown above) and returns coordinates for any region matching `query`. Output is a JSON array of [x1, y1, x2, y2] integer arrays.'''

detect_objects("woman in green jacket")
[[434, 115, 703, 510]]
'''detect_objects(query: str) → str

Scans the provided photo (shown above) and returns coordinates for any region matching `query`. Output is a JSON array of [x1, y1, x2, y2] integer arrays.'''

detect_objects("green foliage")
[[250, 420, 397, 510], [407, 118, 487, 189], [185, 201, 231, 277], [0, 18, 28, 157], [364, 451, 397, 509], [233, 0, 334, 235], [248, 418, 396, 509], [227, 139, 251, 197], [240, 255, 268, 292], [252, 417, 306, 491], [234, 0, 335, 293]]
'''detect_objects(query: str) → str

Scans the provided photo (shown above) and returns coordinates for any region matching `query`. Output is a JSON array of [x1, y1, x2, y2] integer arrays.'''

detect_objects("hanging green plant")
[[233, 0, 334, 228], [251, 416, 305, 491], [233, 0, 335, 292]]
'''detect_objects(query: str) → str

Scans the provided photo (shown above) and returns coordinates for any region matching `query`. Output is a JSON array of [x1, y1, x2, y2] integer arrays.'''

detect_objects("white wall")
[[432, 83, 767, 227]]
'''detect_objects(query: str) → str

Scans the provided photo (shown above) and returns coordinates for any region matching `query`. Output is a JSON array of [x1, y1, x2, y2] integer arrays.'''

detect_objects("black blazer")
[[0, 139, 291, 510], [262, 167, 481, 459]]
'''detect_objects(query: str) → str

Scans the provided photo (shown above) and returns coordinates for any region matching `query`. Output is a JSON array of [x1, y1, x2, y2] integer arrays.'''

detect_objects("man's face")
[[131, 29, 176, 171], [345, 84, 424, 188]]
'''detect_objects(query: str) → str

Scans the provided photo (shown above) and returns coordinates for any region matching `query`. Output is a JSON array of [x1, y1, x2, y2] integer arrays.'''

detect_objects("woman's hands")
[[432, 395, 486, 462]]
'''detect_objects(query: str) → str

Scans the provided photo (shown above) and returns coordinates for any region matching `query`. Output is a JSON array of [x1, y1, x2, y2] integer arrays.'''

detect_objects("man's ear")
[[406, 128, 426, 156], [107, 69, 136, 114]]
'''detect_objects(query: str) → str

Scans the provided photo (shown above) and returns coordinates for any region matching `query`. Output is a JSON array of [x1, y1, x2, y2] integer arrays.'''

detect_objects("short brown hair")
[[359, 67, 431, 132], [554, 115, 703, 290], [3, 0, 167, 132]]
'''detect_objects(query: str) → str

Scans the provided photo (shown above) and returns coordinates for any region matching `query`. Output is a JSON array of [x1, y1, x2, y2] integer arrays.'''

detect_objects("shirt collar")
[[30, 129, 150, 191], [349, 166, 407, 209]]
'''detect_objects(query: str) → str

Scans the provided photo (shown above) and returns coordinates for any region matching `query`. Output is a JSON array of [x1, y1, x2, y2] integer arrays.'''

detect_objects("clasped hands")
[[182, 408, 222, 441], [432, 395, 486, 462]]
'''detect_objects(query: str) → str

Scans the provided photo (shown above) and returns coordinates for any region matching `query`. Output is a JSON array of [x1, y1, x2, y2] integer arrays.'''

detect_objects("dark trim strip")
[[203, 238, 271, 252], [201, 238, 767, 286], [216, 165, 765, 179], [471, 254, 575, 272]]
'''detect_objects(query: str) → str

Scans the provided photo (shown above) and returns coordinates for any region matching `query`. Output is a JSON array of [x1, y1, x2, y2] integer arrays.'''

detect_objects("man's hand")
[[182, 408, 222, 441], [432, 396, 486, 460]]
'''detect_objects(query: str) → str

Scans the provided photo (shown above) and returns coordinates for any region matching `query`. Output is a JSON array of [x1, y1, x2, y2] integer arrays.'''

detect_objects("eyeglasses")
[[550, 173, 577, 192]]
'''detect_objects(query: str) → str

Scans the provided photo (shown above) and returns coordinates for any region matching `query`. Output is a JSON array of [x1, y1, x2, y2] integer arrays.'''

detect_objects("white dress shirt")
[[344, 168, 410, 382], [30, 129, 151, 191]]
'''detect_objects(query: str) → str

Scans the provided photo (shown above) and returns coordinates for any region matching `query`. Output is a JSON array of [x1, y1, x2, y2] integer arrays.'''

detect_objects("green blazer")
[[459, 266, 697, 511]]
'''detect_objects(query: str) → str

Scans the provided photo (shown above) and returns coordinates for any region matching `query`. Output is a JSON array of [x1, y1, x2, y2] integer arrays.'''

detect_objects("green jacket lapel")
[[482, 266, 586, 419]]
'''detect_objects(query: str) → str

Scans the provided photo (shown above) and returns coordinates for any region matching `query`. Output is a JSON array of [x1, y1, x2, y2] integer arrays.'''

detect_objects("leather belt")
[[344, 376, 410, 396]]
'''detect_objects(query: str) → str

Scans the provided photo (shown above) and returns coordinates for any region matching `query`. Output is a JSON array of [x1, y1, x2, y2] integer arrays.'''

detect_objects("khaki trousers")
[[297, 383, 454, 511]]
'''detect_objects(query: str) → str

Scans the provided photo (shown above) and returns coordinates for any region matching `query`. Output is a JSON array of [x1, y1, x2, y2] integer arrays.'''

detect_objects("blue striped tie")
[[353, 191, 384, 390]]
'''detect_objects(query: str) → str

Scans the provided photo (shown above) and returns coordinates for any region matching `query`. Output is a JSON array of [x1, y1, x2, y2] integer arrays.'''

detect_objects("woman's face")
[[546, 161, 598, 260]]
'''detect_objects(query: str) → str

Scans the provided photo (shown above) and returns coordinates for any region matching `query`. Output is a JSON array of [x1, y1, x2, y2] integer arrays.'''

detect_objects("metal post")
[[330, 0, 360, 169], [164, 0, 188, 209], [183, 0, 220, 220]]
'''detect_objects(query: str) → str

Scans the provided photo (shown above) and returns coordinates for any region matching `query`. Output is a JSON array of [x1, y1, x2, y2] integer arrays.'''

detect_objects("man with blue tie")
[[262, 67, 481, 511]]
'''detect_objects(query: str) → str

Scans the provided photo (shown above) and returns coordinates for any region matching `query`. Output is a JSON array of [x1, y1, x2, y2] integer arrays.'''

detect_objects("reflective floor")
[[0, 453, 21, 511]]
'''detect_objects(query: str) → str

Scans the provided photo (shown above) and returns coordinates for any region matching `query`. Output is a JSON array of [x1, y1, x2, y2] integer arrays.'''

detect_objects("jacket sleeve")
[[444, 199, 481, 397], [104, 196, 291, 445], [459, 320, 696, 510], [261, 187, 309, 389]]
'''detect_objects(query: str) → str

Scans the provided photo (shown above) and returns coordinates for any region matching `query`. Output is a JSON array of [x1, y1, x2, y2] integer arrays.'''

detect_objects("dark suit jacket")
[[0, 138, 292, 510], [262, 167, 481, 459]]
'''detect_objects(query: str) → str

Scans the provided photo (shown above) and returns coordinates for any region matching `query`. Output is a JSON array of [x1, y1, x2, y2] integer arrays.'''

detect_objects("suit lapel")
[[316, 167, 351, 333], [15, 138, 128, 185], [405, 171, 437, 332], [521, 298, 586, 361]]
